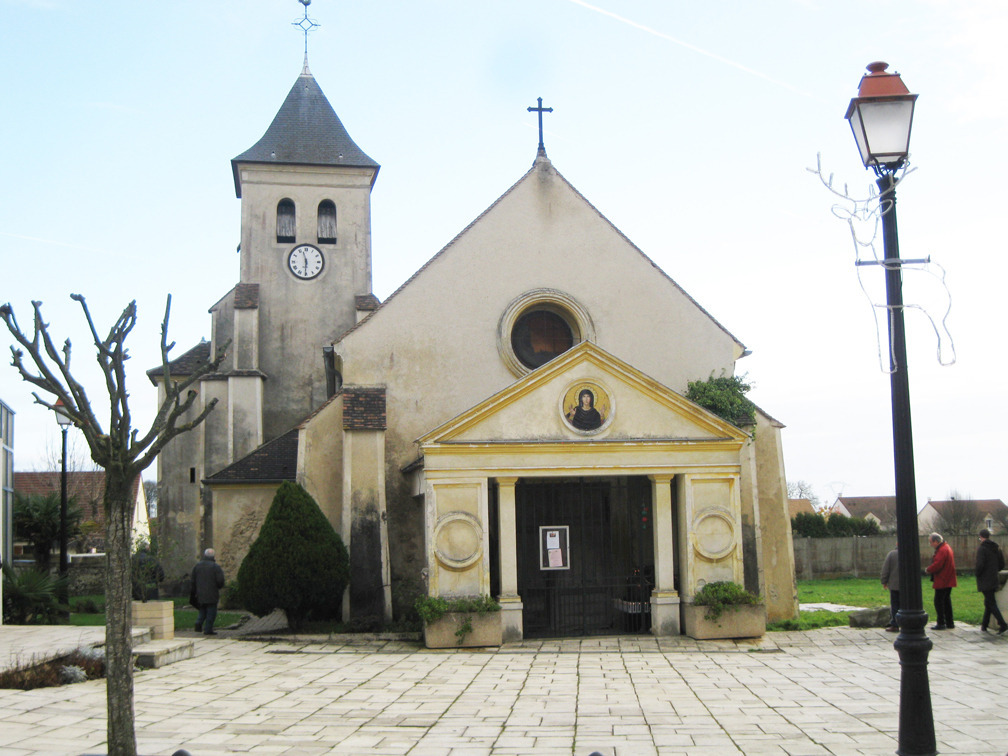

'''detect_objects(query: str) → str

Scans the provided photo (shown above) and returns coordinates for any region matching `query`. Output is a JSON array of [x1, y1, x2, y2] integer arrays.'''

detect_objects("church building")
[[149, 56, 798, 641]]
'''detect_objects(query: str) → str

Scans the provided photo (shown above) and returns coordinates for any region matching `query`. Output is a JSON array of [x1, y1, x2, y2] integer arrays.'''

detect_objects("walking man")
[[925, 532, 956, 630], [880, 547, 899, 631], [191, 548, 226, 636], [975, 528, 1007, 634]]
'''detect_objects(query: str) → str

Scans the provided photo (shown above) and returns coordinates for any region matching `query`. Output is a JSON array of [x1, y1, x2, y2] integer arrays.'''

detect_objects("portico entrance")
[[491, 476, 657, 638]]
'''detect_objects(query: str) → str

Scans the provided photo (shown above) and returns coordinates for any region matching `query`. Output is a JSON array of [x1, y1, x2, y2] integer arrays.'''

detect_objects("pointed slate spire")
[[231, 69, 379, 197]]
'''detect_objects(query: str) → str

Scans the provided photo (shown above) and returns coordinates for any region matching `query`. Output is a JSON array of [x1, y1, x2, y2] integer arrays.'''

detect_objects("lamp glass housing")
[[846, 96, 916, 169], [54, 402, 72, 427]]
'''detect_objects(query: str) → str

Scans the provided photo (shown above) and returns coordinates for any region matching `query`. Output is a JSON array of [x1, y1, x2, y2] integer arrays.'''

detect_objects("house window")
[[277, 199, 296, 243], [318, 200, 337, 244], [986, 517, 993, 531]]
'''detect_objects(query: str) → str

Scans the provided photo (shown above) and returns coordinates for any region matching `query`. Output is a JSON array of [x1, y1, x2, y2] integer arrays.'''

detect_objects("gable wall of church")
[[337, 162, 741, 467], [330, 164, 753, 617]]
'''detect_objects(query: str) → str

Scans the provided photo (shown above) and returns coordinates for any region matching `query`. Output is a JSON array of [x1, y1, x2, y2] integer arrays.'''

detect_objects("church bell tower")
[[227, 59, 380, 442]]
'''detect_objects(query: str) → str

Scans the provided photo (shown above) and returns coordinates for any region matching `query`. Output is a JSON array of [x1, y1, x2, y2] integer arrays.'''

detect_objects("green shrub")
[[414, 594, 500, 624], [686, 373, 756, 430], [692, 581, 761, 621], [414, 594, 500, 645], [220, 580, 242, 611], [2, 562, 68, 624], [12, 492, 83, 572], [792, 511, 829, 537], [235, 481, 349, 631], [792, 512, 880, 538]]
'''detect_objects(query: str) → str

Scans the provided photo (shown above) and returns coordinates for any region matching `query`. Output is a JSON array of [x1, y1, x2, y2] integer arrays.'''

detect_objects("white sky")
[[1, 0, 1005, 510]]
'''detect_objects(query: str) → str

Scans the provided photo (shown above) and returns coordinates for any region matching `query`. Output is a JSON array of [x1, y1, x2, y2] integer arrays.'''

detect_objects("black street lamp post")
[[54, 399, 72, 599], [845, 62, 935, 756]]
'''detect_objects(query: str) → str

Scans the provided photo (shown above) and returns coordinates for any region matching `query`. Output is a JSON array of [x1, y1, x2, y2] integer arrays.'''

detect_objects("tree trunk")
[[104, 471, 137, 756]]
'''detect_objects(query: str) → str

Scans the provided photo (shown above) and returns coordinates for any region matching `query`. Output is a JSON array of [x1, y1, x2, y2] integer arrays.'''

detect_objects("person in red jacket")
[[925, 532, 957, 630]]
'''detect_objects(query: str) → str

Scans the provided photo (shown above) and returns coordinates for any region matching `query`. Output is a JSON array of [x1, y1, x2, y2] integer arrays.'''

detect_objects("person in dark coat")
[[191, 548, 226, 635], [925, 532, 957, 630], [975, 528, 1007, 634], [880, 548, 900, 631]]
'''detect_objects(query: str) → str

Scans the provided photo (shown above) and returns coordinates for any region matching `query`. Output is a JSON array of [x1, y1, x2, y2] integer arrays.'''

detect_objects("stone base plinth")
[[132, 600, 175, 640]]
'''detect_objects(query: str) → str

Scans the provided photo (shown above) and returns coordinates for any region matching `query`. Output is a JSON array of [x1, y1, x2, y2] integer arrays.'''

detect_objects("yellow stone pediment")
[[419, 342, 749, 447]]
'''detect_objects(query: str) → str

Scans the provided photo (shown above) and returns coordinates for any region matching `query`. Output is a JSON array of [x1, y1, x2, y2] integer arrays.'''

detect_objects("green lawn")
[[770, 576, 987, 631], [68, 594, 246, 630]]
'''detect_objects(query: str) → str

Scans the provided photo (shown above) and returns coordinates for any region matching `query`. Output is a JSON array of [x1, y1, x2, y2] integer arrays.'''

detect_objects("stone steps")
[[132, 638, 195, 669]]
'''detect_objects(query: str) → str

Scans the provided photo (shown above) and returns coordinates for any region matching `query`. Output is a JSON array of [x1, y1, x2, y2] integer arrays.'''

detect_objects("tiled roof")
[[355, 294, 381, 312], [146, 340, 211, 382], [205, 428, 299, 484], [231, 68, 378, 197], [836, 496, 897, 520], [13, 471, 141, 525], [343, 387, 387, 431], [926, 499, 1007, 518], [234, 283, 260, 309], [788, 498, 816, 518]]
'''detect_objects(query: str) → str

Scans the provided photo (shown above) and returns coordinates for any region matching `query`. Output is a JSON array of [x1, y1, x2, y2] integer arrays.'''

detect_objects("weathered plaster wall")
[[299, 398, 344, 533], [212, 485, 277, 580], [754, 413, 799, 622], [155, 381, 212, 578]]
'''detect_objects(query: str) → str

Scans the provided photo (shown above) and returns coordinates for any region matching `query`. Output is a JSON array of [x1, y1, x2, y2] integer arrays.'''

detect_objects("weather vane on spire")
[[292, 0, 320, 59]]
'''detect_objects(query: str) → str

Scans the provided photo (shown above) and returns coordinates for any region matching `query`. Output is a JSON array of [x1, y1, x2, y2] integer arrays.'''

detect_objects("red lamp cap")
[[857, 61, 911, 98]]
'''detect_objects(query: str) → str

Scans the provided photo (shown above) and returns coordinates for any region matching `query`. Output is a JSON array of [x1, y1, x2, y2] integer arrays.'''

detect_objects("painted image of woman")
[[567, 388, 602, 431]]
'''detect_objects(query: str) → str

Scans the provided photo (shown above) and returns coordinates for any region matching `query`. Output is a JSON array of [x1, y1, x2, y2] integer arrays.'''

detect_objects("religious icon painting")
[[561, 381, 612, 434]]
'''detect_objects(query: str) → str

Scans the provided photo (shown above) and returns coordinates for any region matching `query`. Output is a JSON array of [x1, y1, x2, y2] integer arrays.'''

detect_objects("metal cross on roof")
[[292, 0, 321, 57], [527, 97, 553, 154]]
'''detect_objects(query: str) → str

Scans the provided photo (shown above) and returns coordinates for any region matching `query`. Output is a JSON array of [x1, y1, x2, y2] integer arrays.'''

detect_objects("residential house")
[[918, 499, 1007, 536]]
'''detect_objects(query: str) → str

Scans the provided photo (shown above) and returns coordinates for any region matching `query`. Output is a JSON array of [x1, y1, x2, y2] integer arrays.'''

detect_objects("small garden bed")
[[0, 646, 106, 690]]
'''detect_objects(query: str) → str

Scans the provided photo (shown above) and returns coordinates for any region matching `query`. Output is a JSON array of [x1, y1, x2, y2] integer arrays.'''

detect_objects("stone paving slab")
[[1, 623, 1007, 754]]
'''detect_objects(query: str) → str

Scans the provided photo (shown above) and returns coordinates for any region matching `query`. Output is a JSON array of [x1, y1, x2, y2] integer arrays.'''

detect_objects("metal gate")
[[514, 477, 653, 638]]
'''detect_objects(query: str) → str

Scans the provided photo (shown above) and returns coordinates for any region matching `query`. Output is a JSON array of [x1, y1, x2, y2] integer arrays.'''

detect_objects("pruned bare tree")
[[1, 294, 226, 756]]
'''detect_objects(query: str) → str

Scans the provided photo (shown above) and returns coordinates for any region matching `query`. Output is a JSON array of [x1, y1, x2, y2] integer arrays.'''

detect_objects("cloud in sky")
[[565, 0, 822, 101]]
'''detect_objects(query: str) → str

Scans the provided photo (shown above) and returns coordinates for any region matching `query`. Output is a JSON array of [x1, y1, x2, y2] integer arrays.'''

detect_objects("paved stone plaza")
[[1, 624, 1006, 755]]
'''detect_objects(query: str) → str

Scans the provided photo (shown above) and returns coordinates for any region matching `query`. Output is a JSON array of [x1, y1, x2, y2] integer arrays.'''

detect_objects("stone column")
[[495, 477, 523, 642], [649, 474, 680, 636]]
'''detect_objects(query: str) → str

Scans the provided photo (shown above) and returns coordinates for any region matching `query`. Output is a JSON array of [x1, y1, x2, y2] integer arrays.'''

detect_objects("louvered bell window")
[[318, 200, 337, 244], [276, 199, 296, 243]]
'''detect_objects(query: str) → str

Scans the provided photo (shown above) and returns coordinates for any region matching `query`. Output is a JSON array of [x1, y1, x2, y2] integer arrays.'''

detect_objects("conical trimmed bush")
[[236, 481, 349, 631]]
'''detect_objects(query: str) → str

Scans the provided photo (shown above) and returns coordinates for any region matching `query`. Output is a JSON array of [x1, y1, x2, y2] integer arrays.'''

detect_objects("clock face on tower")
[[287, 244, 324, 280]]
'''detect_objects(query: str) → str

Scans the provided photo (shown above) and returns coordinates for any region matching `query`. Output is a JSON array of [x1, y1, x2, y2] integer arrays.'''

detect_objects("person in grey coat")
[[975, 529, 1007, 634], [880, 548, 900, 631], [191, 548, 226, 635]]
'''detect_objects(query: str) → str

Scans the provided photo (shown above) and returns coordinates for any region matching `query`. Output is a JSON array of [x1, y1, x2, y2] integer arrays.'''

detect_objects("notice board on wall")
[[539, 525, 570, 570]]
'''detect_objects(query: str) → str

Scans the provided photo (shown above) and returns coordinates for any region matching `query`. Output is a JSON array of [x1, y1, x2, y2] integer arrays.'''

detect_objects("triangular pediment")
[[419, 342, 749, 447]]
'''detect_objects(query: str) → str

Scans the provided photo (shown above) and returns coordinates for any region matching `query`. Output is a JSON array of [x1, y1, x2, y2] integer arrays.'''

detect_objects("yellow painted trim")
[[417, 341, 749, 445]]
